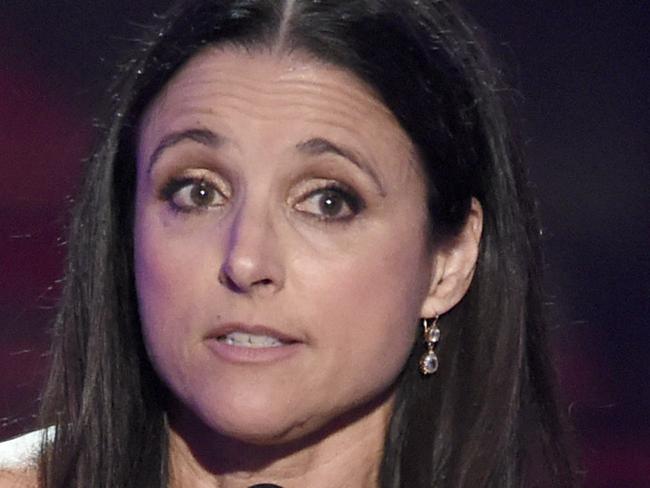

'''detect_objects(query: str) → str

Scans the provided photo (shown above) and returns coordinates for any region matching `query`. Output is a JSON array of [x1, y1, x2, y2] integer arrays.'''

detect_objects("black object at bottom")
[[248, 485, 284, 488]]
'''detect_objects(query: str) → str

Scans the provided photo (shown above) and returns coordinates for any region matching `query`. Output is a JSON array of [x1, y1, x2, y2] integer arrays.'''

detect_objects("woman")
[[0, 0, 577, 486]]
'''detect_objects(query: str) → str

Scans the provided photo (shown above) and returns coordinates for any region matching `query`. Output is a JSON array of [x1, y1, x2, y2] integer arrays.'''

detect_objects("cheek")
[[343, 250, 425, 333], [133, 208, 212, 388], [296, 229, 432, 388], [134, 200, 218, 320], [135, 213, 184, 325]]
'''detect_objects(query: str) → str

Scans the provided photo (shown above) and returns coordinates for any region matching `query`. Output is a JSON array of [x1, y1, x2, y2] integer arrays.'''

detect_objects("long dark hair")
[[39, 1, 577, 486]]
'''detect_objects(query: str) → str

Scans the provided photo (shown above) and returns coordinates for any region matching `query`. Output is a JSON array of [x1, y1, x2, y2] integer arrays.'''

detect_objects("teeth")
[[220, 332, 283, 348]]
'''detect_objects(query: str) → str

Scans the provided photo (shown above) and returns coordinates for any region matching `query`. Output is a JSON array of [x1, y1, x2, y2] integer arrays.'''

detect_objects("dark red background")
[[1, 2, 648, 486]]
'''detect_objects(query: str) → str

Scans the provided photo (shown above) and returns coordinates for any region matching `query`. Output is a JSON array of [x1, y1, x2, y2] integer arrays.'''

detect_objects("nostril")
[[252, 278, 273, 287], [218, 266, 275, 293], [218, 268, 245, 293]]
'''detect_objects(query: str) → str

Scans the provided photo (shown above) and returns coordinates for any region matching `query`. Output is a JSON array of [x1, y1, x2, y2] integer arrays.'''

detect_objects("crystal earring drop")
[[419, 315, 441, 375]]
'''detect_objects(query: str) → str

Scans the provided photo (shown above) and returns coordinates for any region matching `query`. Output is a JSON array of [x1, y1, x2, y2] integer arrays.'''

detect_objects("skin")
[[0, 469, 36, 488], [134, 47, 482, 488]]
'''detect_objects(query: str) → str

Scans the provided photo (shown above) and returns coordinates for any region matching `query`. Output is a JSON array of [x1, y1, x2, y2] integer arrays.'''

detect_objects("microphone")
[[247, 485, 283, 488]]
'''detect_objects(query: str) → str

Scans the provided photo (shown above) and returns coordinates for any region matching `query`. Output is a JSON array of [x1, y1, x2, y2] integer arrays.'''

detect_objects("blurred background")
[[0, 1, 647, 486]]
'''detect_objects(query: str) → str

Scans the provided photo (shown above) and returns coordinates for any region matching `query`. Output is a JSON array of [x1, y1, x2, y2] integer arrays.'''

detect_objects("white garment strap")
[[0, 429, 49, 469]]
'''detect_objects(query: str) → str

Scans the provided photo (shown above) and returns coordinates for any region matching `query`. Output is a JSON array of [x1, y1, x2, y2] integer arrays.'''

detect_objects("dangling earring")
[[419, 315, 441, 375]]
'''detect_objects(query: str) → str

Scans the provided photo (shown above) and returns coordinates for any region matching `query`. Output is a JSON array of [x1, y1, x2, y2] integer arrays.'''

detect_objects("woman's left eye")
[[161, 178, 226, 212], [294, 186, 363, 221]]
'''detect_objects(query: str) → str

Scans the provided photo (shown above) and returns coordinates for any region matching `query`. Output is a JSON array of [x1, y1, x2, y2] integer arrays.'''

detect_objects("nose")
[[218, 199, 285, 296]]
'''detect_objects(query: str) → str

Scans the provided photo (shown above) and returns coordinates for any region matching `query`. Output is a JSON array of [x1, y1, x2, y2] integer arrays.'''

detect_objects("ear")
[[419, 198, 483, 318]]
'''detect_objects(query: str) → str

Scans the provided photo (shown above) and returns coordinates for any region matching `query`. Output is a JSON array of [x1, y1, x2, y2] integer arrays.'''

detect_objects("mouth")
[[209, 323, 301, 348], [217, 331, 286, 348], [206, 323, 303, 363]]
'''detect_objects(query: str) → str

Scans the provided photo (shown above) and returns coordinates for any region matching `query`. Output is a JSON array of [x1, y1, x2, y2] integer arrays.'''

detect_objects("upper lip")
[[206, 322, 303, 344]]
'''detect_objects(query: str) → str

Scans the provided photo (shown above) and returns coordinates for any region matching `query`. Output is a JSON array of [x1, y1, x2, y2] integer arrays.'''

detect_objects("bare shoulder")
[[0, 467, 37, 488], [0, 429, 46, 487]]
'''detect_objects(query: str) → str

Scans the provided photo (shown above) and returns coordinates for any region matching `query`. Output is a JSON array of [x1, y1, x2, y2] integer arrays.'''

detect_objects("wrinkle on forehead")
[[154, 46, 393, 117], [139, 46, 421, 182]]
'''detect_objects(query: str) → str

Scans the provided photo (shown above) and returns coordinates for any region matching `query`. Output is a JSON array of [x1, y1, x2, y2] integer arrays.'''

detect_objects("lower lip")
[[205, 339, 303, 364]]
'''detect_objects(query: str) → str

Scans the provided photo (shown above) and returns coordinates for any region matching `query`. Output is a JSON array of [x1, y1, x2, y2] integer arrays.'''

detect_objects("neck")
[[167, 393, 395, 488]]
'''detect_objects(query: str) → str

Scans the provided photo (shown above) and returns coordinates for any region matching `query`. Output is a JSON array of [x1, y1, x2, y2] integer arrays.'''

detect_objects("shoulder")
[[0, 430, 46, 487], [0, 430, 44, 470], [0, 468, 37, 488]]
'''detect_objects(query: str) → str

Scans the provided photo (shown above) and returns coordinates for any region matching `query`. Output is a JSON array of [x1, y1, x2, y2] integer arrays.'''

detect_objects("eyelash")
[[160, 176, 226, 214], [295, 182, 364, 223], [159, 177, 365, 222]]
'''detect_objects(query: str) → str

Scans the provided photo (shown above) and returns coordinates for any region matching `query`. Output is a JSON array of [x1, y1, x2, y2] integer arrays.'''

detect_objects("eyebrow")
[[147, 130, 386, 196], [147, 128, 224, 175], [296, 138, 386, 197]]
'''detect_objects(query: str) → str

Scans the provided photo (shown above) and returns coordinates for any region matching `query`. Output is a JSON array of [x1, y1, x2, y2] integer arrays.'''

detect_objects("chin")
[[204, 408, 321, 447], [175, 388, 317, 446], [217, 422, 303, 446], [189, 386, 392, 450]]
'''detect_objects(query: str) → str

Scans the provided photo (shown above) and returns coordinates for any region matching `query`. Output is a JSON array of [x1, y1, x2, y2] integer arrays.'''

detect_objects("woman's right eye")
[[161, 177, 226, 212]]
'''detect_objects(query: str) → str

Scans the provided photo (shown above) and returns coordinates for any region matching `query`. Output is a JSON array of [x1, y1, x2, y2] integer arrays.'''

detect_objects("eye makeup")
[[293, 180, 365, 223], [159, 173, 228, 214]]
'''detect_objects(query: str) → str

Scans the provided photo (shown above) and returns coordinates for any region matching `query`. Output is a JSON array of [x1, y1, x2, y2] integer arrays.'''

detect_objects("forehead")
[[138, 46, 416, 163]]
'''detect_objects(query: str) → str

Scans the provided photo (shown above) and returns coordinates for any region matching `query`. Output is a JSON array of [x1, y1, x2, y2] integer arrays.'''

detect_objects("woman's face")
[[134, 47, 438, 444]]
